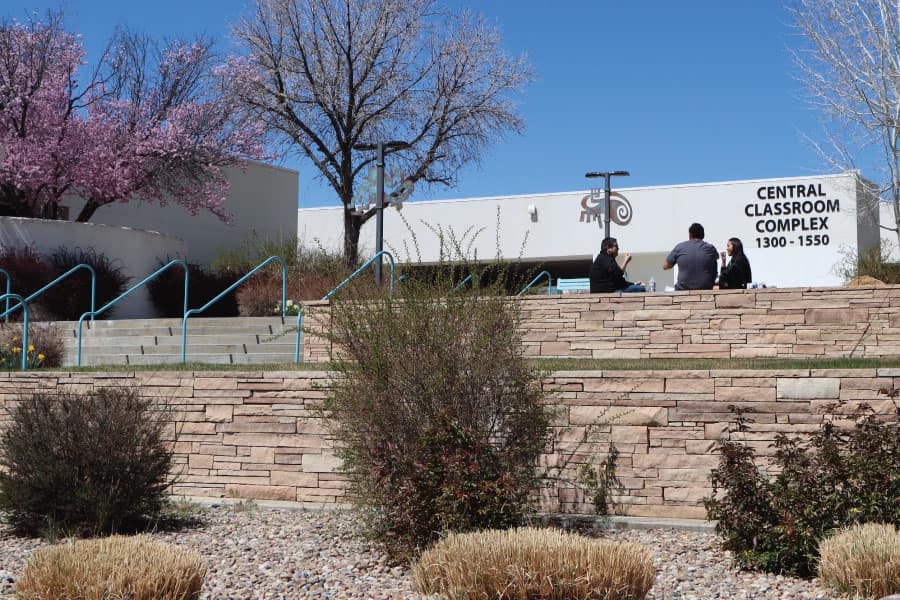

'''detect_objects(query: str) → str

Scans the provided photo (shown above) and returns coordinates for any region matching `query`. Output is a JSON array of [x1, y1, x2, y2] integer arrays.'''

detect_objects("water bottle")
[[648, 277, 656, 293]]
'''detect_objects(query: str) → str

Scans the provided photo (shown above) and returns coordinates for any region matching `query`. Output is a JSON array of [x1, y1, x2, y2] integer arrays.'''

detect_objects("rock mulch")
[[0, 505, 840, 599]]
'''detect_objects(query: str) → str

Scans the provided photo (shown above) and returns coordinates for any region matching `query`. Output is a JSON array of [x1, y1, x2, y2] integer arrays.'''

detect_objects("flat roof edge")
[[298, 172, 861, 211]]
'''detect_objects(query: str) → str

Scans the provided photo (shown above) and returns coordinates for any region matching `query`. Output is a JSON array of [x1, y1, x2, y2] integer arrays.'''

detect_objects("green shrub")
[[0, 387, 176, 536], [323, 275, 552, 558], [705, 402, 900, 577], [43, 246, 130, 320], [412, 527, 655, 600], [818, 523, 900, 599], [210, 232, 302, 272], [16, 535, 206, 600]]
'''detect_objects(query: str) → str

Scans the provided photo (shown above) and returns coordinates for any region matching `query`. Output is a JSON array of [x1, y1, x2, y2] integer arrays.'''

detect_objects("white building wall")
[[0, 217, 186, 318], [879, 202, 900, 262], [299, 172, 874, 289], [63, 161, 299, 267]]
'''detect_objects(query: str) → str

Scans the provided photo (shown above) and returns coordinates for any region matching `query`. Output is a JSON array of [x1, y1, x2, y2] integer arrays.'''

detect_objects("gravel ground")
[[0, 505, 841, 599]]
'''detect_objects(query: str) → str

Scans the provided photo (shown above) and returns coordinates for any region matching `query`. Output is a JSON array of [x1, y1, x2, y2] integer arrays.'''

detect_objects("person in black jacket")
[[589, 237, 646, 293], [718, 237, 752, 289]]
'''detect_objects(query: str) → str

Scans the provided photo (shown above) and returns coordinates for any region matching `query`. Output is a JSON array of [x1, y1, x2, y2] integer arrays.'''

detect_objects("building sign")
[[580, 191, 633, 226], [746, 183, 840, 249]]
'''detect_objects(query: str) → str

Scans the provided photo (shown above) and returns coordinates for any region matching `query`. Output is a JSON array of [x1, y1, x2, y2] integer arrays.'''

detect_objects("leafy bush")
[[0, 323, 64, 369], [818, 523, 900, 599], [147, 260, 240, 317], [43, 246, 130, 320], [323, 276, 552, 558], [705, 402, 900, 577], [412, 527, 655, 600], [16, 535, 206, 600], [0, 387, 176, 536]]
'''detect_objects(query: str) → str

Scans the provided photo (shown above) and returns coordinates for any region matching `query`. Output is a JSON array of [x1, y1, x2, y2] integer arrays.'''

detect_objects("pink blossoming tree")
[[0, 12, 266, 223]]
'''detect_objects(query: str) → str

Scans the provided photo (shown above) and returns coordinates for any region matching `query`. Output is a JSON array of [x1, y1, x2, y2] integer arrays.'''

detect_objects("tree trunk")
[[343, 207, 362, 266], [76, 199, 100, 222]]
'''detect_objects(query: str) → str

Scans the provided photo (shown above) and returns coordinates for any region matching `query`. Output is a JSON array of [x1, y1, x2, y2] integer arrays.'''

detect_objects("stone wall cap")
[[538, 513, 716, 532], [710, 369, 811, 377]]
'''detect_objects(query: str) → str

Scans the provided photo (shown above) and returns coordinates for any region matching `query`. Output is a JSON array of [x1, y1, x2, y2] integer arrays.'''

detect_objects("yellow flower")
[[27, 345, 35, 352], [37, 353, 45, 361], [12, 347, 20, 354], [11, 336, 18, 343]]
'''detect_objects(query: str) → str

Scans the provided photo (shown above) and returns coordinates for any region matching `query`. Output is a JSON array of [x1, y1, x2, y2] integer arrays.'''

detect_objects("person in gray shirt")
[[663, 223, 718, 290]]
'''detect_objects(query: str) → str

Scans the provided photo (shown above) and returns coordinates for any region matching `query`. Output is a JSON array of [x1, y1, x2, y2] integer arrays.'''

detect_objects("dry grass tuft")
[[412, 527, 655, 600], [818, 523, 900, 600], [846, 275, 887, 287], [16, 535, 206, 600]]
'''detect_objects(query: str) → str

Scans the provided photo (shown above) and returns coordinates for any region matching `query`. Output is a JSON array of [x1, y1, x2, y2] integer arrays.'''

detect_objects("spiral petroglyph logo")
[[580, 190, 633, 226]]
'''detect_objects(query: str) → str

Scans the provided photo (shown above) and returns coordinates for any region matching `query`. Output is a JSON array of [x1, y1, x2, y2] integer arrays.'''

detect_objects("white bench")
[[555, 277, 591, 293]]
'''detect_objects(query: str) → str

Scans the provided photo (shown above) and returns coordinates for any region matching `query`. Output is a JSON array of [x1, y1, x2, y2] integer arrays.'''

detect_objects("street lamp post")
[[354, 140, 410, 285], [585, 170, 630, 239]]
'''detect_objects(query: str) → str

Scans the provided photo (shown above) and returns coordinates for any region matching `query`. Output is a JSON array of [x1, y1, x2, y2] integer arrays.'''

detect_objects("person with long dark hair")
[[718, 237, 752, 289]]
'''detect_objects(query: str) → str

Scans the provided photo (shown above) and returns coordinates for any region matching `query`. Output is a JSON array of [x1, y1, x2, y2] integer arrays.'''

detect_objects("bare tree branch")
[[229, 0, 532, 262], [791, 0, 900, 247]]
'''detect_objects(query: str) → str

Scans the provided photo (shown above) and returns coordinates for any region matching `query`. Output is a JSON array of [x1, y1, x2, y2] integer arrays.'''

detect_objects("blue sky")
[[10, 1, 832, 207]]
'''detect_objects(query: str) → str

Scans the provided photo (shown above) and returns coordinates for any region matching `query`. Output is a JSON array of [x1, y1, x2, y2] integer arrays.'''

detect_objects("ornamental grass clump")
[[818, 523, 900, 599], [412, 527, 656, 600], [0, 387, 175, 537], [44, 246, 130, 320], [16, 535, 206, 600], [323, 268, 552, 558]]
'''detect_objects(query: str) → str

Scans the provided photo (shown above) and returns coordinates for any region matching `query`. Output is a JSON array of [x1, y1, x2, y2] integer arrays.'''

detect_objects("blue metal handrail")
[[0, 269, 10, 322], [181, 256, 287, 363], [324, 251, 395, 301], [517, 270, 552, 296], [76, 259, 189, 366], [294, 251, 395, 363], [0, 263, 96, 321], [0, 294, 29, 370], [454, 273, 473, 291]]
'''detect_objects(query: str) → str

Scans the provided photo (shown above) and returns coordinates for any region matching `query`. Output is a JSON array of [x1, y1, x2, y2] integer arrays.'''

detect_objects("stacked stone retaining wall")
[[1, 369, 895, 519], [300, 285, 900, 361]]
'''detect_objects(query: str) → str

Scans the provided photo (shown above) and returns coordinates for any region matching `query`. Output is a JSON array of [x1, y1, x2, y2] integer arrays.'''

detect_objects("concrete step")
[[52, 316, 291, 332], [73, 342, 296, 356], [64, 324, 297, 338], [42, 316, 306, 367], [69, 352, 297, 367], [71, 316, 291, 329], [64, 334, 297, 348]]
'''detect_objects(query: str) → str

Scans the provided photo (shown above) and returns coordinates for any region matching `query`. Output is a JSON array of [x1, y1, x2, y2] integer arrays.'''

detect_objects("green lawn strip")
[[532, 357, 900, 371], [42, 362, 336, 373], [21, 357, 900, 373]]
